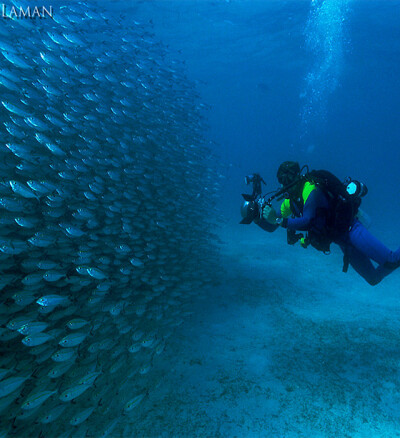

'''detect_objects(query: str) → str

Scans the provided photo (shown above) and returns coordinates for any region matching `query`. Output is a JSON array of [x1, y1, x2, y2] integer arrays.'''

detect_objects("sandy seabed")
[[126, 221, 400, 438]]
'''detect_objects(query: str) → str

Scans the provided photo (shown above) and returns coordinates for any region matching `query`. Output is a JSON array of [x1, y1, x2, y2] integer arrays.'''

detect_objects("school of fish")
[[0, 1, 220, 436]]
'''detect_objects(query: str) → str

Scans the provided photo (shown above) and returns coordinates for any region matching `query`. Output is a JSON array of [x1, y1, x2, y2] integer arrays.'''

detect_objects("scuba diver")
[[240, 161, 400, 286]]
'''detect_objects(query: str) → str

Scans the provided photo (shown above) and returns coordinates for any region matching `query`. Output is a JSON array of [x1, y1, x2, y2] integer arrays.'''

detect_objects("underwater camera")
[[240, 197, 260, 224], [240, 173, 277, 232], [240, 173, 264, 225]]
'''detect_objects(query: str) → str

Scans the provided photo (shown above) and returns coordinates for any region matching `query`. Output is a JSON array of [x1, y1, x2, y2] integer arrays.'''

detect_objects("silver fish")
[[66, 318, 89, 330], [40, 404, 67, 424], [0, 376, 29, 398], [123, 392, 146, 412], [21, 390, 57, 410], [51, 348, 76, 363], [69, 406, 95, 426], [22, 332, 53, 347], [36, 295, 69, 307], [58, 332, 87, 348], [59, 384, 91, 402], [18, 322, 48, 335]]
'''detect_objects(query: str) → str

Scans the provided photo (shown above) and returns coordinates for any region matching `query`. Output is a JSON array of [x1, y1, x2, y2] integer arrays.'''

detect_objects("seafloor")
[[125, 221, 400, 437]]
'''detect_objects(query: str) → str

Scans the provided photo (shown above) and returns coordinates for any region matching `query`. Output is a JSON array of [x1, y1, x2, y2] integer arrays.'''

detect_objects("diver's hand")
[[262, 205, 278, 224]]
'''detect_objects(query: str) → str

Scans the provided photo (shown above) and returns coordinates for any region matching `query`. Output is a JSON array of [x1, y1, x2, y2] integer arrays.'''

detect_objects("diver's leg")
[[340, 244, 382, 285], [346, 220, 400, 284], [348, 221, 400, 265]]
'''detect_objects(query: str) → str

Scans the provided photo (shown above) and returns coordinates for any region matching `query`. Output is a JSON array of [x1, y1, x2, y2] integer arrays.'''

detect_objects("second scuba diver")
[[245, 161, 400, 286]]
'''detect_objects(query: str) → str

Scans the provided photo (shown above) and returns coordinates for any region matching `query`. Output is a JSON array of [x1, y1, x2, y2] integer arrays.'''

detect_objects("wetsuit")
[[257, 182, 400, 285]]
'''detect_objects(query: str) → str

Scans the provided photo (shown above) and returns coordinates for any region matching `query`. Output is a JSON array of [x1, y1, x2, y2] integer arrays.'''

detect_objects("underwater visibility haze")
[[1, 0, 400, 436]]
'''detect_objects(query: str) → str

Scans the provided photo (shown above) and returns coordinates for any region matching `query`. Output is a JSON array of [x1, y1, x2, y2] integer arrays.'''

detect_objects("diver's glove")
[[262, 205, 278, 224]]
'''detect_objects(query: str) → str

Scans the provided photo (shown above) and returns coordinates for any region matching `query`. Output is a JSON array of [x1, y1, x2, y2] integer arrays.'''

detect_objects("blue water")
[[134, 0, 400, 221]]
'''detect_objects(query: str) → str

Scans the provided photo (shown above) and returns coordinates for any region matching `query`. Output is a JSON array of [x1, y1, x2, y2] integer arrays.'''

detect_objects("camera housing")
[[240, 196, 259, 224]]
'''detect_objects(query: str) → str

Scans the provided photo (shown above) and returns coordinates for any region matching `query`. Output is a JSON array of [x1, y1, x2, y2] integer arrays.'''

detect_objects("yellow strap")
[[302, 181, 315, 203]]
